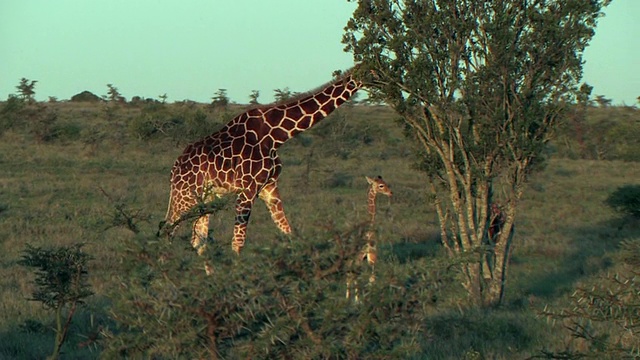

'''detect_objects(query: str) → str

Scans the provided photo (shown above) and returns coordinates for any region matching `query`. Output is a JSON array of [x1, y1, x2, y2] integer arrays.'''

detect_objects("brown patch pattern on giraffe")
[[164, 70, 362, 264]]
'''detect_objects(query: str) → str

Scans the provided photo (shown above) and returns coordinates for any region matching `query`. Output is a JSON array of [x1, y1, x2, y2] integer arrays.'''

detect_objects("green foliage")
[[249, 89, 260, 105], [0, 95, 26, 134], [103, 221, 463, 359], [28, 105, 60, 142], [99, 187, 152, 234], [180, 107, 223, 142], [555, 105, 640, 161], [0, 97, 74, 142], [157, 196, 230, 238], [17, 243, 93, 360], [538, 238, 640, 359], [273, 87, 293, 102], [128, 103, 168, 139], [604, 116, 640, 162], [128, 102, 223, 142], [606, 185, 640, 219], [16, 78, 37, 102], [30, 112, 83, 143], [422, 310, 543, 358], [18, 243, 93, 311], [18, 319, 48, 334], [325, 171, 354, 188], [211, 88, 230, 109], [105, 84, 124, 103], [594, 95, 612, 108], [70, 91, 101, 103]]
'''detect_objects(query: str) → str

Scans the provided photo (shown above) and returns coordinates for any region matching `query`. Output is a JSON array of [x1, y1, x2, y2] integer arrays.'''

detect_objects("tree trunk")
[[482, 200, 516, 307], [482, 231, 513, 307], [434, 177, 515, 307]]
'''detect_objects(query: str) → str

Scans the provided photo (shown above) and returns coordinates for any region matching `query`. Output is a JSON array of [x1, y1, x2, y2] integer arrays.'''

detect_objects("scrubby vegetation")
[[606, 184, 640, 219], [0, 90, 639, 358]]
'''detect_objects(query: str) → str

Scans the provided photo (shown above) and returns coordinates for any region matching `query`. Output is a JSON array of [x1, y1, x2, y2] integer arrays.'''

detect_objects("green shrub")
[[45, 122, 83, 142], [18, 243, 93, 360], [103, 221, 462, 359], [0, 98, 68, 142], [538, 238, 640, 359], [70, 91, 101, 103], [128, 103, 223, 142], [179, 108, 219, 142], [128, 113, 164, 140], [553, 107, 640, 161], [606, 184, 640, 218], [606, 120, 640, 162], [0, 95, 26, 134], [325, 171, 353, 188], [128, 103, 177, 140]]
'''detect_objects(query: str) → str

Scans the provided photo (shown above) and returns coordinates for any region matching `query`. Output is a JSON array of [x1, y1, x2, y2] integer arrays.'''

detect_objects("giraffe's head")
[[365, 176, 392, 198], [333, 67, 363, 95]]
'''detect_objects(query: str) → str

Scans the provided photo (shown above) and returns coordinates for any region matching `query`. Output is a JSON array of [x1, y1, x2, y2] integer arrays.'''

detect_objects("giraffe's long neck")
[[367, 187, 377, 224], [264, 72, 361, 147]]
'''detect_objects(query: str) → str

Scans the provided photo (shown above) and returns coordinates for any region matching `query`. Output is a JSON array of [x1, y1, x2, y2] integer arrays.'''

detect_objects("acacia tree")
[[249, 89, 260, 105], [211, 88, 230, 109], [273, 87, 294, 102], [106, 84, 124, 103], [16, 78, 37, 102], [344, 0, 610, 307]]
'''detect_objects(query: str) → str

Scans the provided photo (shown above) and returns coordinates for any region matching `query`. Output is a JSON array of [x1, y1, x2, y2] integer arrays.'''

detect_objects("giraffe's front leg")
[[258, 181, 291, 235], [192, 215, 213, 275], [232, 191, 257, 254]]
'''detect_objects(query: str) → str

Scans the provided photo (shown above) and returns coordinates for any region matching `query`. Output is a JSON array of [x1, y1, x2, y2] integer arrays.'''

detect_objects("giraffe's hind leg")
[[259, 182, 291, 235], [232, 189, 259, 255]]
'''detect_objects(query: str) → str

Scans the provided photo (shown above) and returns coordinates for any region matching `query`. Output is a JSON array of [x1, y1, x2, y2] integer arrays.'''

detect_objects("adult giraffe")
[[163, 68, 363, 261]]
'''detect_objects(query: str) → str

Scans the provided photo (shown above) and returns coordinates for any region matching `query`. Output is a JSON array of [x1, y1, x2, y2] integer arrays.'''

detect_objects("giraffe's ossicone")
[[164, 69, 362, 258]]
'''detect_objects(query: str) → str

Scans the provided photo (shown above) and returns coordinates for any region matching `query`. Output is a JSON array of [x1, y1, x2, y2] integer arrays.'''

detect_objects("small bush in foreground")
[[18, 243, 93, 360]]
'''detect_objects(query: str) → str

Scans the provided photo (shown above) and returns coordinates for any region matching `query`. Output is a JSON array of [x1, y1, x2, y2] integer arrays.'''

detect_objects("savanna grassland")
[[0, 98, 639, 359]]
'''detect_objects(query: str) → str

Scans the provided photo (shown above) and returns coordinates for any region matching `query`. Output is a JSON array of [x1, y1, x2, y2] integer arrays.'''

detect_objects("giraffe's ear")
[[365, 176, 374, 184]]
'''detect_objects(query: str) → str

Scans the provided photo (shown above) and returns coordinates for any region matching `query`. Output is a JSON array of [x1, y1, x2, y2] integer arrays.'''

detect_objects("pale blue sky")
[[1, 0, 638, 105]]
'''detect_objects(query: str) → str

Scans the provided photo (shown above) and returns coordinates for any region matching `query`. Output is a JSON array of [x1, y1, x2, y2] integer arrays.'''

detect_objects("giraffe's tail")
[[158, 190, 179, 238]]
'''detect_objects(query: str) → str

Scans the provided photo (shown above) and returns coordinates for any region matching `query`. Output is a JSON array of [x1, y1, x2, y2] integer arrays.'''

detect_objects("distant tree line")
[[7, 77, 637, 109]]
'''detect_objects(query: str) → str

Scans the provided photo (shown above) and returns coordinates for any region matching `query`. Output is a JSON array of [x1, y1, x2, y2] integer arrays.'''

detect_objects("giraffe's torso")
[[167, 109, 283, 221]]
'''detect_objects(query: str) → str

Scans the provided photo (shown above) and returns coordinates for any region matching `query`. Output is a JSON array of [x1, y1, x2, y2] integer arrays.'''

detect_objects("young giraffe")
[[362, 175, 393, 266], [346, 175, 392, 301], [164, 69, 363, 267]]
